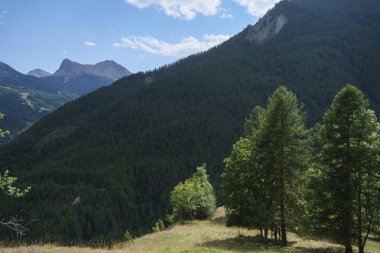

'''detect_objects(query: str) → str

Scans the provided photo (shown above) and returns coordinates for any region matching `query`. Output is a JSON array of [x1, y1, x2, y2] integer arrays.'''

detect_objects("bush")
[[152, 219, 165, 232], [123, 230, 134, 244], [170, 164, 216, 221]]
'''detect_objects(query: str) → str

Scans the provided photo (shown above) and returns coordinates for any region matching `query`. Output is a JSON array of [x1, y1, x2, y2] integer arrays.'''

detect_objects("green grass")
[[1, 209, 379, 253], [367, 239, 380, 252]]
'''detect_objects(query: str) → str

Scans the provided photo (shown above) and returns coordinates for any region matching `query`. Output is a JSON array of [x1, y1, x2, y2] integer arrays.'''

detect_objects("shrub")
[[152, 219, 165, 232], [170, 164, 216, 221], [123, 230, 134, 244]]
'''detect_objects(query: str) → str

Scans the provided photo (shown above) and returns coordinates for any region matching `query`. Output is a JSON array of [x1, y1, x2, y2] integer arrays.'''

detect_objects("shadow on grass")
[[199, 235, 340, 253], [210, 216, 225, 225], [369, 236, 380, 243]]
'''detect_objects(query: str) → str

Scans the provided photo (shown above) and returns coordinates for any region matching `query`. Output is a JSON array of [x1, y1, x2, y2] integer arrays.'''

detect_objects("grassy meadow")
[[1, 208, 379, 253]]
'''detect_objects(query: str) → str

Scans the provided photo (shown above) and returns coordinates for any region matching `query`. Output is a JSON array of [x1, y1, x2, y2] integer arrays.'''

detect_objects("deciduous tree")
[[170, 164, 216, 221]]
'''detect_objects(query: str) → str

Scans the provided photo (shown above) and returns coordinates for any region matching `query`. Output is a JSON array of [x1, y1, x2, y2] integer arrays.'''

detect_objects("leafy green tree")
[[170, 164, 216, 221], [0, 113, 9, 138], [0, 113, 30, 235], [315, 85, 380, 253], [0, 170, 30, 198]]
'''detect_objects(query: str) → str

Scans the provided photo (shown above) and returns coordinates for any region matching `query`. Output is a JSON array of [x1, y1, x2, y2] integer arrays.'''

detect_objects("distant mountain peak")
[[53, 59, 131, 81], [61, 58, 77, 64], [97, 60, 116, 64], [27, 68, 51, 78]]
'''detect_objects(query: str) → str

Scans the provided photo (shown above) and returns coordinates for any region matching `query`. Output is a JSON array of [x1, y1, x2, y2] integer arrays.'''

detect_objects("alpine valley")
[[1, 0, 380, 244], [0, 59, 130, 142]]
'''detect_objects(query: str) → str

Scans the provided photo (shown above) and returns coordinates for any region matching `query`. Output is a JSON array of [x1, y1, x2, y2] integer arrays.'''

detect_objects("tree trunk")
[[358, 170, 364, 253], [279, 115, 287, 247], [344, 245, 353, 253], [280, 166, 287, 246], [342, 193, 353, 253], [274, 228, 278, 245], [343, 207, 353, 253]]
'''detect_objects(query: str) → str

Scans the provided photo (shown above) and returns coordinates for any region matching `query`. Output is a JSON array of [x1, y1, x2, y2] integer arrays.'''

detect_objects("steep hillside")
[[1, 0, 380, 242]]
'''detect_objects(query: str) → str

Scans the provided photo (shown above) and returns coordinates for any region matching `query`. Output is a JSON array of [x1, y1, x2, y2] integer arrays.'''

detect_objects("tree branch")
[[0, 216, 29, 236]]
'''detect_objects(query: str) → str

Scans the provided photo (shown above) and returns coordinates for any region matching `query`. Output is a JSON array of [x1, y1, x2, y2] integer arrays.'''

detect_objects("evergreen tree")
[[316, 85, 380, 253], [222, 88, 310, 245], [256, 86, 310, 246], [222, 106, 274, 241]]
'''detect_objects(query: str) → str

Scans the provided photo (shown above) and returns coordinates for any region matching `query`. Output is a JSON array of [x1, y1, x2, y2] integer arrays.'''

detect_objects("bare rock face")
[[27, 68, 51, 78], [245, 13, 288, 43]]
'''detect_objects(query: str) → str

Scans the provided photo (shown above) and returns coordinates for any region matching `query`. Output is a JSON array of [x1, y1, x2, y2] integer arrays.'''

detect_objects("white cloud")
[[220, 13, 234, 19], [234, 0, 280, 17], [113, 34, 230, 57], [63, 49, 68, 54], [84, 41, 96, 47], [124, 0, 221, 20]]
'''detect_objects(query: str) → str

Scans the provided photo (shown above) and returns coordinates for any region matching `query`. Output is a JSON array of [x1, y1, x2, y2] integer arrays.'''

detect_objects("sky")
[[0, 0, 281, 74]]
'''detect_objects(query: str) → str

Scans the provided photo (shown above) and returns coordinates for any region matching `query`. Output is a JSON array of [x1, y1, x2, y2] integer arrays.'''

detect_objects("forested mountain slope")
[[1, 0, 380, 242]]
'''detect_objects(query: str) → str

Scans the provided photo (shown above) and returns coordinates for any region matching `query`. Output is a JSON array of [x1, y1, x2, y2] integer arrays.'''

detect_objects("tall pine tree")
[[256, 86, 310, 246], [316, 85, 380, 253], [222, 87, 310, 246]]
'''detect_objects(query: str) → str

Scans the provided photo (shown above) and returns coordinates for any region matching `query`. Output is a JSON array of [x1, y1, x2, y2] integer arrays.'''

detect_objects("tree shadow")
[[210, 215, 225, 225], [199, 235, 341, 253]]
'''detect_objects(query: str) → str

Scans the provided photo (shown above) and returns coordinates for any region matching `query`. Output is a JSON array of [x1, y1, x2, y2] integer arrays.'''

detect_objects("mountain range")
[[0, 59, 130, 141], [1, 0, 380, 243]]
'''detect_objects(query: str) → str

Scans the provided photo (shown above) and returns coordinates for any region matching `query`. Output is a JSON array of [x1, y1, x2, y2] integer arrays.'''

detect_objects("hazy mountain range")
[[0, 59, 130, 141]]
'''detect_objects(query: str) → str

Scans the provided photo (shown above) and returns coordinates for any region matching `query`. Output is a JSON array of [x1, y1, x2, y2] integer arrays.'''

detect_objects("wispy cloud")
[[220, 13, 233, 19], [63, 49, 68, 54], [124, 0, 221, 20], [0, 10, 8, 28], [113, 34, 230, 57], [234, 0, 280, 17], [219, 7, 233, 19], [84, 41, 96, 47]]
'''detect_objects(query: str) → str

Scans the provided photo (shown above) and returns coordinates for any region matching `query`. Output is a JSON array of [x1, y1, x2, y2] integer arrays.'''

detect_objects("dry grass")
[[1, 208, 379, 253]]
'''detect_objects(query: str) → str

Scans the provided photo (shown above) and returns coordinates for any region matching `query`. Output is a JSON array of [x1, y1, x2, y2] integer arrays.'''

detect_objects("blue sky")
[[0, 0, 280, 74]]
